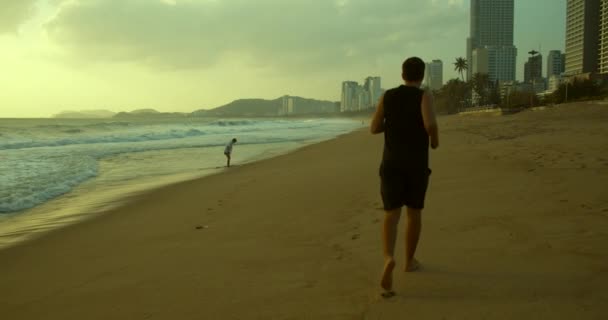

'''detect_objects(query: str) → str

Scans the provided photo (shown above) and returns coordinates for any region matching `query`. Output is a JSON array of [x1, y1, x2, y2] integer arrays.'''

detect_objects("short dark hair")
[[402, 57, 425, 82], [232, 138, 237, 143]]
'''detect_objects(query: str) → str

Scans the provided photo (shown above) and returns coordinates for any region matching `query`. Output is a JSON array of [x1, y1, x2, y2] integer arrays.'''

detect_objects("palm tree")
[[454, 57, 468, 82]]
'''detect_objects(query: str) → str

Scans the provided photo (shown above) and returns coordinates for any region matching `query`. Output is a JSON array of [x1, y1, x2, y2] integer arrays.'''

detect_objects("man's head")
[[232, 138, 237, 143], [402, 57, 425, 83]]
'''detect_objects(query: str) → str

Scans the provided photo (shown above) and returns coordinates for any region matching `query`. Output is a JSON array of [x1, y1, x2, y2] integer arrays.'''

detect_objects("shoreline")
[[2, 102, 607, 319], [0, 133, 357, 250]]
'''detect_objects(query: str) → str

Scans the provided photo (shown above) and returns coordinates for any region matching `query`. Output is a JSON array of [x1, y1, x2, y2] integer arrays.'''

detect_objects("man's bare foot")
[[405, 258, 420, 272], [381, 258, 396, 291]]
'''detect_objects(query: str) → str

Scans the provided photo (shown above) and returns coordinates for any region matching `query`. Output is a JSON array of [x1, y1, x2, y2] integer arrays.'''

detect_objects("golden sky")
[[0, 0, 565, 118]]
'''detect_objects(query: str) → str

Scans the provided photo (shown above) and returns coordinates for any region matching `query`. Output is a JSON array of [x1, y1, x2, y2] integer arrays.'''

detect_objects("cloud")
[[45, 0, 467, 72], [0, 0, 39, 33]]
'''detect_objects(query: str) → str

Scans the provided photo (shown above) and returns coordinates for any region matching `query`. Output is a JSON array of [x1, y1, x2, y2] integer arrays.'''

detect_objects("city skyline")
[[0, 0, 566, 117], [341, 76, 382, 112]]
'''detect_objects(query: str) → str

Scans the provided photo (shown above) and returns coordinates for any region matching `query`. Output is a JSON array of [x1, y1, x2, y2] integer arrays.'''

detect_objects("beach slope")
[[2, 102, 608, 319]]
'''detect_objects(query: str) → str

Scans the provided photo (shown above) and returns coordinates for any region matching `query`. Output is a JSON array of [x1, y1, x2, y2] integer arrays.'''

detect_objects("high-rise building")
[[356, 87, 369, 111], [467, 0, 517, 82], [471, 48, 489, 75], [341, 81, 359, 112], [341, 77, 382, 112], [599, 0, 608, 73], [364, 76, 382, 108], [565, 0, 600, 75], [524, 53, 543, 83], [279, 96, 296, 116], [423, 60, 443, 91], [547, 50, 565, 78], [485, 46, 517, 82]]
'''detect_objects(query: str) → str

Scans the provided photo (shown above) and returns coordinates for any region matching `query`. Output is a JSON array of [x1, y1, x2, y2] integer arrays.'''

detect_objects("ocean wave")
[[210, 120, 257, 126], [0, 153, 98, 213], [63, 129, 84, 134], [0, 118, 361, 213], [0, 119, 331, 150], [83, 121, 132, 129], [0, 128, 209, 150]]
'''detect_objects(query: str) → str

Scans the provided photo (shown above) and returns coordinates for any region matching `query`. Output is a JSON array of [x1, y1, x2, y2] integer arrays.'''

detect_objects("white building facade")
[[341, 77, 382, 112], [423, 60, 443, 91]]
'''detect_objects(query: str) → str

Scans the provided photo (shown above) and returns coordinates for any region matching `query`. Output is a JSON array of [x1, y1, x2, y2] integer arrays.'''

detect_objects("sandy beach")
[[2, 101, 607, 319]]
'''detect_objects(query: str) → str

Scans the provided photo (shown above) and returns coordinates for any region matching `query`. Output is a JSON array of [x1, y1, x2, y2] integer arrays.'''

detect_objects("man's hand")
[[370, 94, 386, 134], [431, 136, 439, 149], [422, 90, 439, 150]]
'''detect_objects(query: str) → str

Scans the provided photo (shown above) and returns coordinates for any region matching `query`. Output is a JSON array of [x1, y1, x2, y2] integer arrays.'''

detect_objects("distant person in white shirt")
[[224, 138, 237, 167]]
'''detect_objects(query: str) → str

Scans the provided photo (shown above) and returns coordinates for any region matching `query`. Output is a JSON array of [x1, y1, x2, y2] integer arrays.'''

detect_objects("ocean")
[[0, 117, 363, 248]]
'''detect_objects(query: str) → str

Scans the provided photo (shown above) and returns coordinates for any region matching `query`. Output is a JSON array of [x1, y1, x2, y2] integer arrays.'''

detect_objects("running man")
[[370, 57, 439, 297]]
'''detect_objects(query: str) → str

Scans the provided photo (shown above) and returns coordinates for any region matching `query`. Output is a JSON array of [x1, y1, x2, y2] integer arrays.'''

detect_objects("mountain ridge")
[[53, 95, 339, 118]]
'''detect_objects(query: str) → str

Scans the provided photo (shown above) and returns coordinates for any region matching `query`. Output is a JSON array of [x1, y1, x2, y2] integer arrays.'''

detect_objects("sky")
[[0, 0, 566, 118]]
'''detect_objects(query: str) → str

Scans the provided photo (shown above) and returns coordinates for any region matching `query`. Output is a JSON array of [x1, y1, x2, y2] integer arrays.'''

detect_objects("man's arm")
[[421, 90, 439, 149], [370, 94, 385, 134]]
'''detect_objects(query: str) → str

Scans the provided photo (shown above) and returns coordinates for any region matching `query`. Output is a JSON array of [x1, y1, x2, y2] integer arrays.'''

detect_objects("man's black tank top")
[[381, 85, 429, 170]]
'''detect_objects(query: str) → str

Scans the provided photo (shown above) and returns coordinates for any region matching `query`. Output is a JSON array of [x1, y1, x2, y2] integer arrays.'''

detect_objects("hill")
[[113, 109, 188, 118], [192, 98, 281, 117], [192, 96, 338, 117], [53, 109, 116, 118]]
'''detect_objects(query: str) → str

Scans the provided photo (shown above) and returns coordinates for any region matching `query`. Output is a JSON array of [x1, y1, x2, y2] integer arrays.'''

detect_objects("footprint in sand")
[[332, 244, 345, 260], [351, 234, 360, 240], [302, 280, 317, 289]]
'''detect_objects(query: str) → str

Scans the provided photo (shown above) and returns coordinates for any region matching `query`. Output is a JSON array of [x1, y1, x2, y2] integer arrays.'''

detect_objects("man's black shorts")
[[379, 164, 431, 210]]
